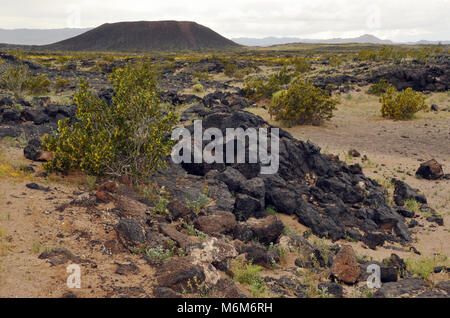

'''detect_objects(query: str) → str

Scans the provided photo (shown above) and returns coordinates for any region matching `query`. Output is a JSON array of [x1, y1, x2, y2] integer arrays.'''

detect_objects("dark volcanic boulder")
[[21, 109, 49, 125], [193, 211, 237, 235], [416, 159, 444, 180], [216, 167, 246, 192], [2, 109, 21, 122], [375, 278, 427, 298], [246, 215, 284, 245], [318, 282, 343, 298], [234, 193, 265, 220], [155, 258, 206, 293], [24, 138, 42, 161], [393, 179, 427, 206], [0, 97, 14, 107], [115, 220, 146, 247]]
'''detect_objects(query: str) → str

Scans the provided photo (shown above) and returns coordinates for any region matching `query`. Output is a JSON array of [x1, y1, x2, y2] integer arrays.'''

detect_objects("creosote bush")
[[223, 60, 238, 77], [43, 62, 179, 178], [367, 79, 391, 96], [54, 76, 71, 92], [25, 73, 51, 96], [243, 67, 292, 101], [292, 57, 311, 74], [0, 62, 50, 98], [269, 78, 339, 127], [0, 63, 30, 99], [380, 85, 429, 120], [192, 83, 204, 93]]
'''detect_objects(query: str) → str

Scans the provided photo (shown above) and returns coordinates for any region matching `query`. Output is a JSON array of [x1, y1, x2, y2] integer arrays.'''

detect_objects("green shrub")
[[145, 246, 174, 261], [243, 67, 291, 101], [405, 254, 447, 281], [233, 67, 252, 80], [180, 219, 209, 240], [269, 78, 339, 127], [0, 63, 30, 99], [329, 56, 344, 68], [292, 57, 311, 74], [231, 258, 267, 297], [43, 62, 178, 178], [357, 49, 378, 61], [367, 79, 391, 96], [54, 76, 71, 91], [186, 193, 210, 214], [405, 199, 420, 214], [380, 86, 428, 120], [272, 66, 292, 85], [193, 71, 212, 82], [223, 60, 238, 77], [192, 83, 204, 93], [25, 73, 51, 95]]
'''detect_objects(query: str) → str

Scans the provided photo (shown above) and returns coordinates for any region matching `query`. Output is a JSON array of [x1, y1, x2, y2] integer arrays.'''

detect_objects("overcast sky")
[[1, 0, 449, 41]]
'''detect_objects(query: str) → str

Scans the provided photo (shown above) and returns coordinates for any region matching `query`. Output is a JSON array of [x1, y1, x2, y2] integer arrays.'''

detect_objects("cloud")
[[0, 0, 448, 41]]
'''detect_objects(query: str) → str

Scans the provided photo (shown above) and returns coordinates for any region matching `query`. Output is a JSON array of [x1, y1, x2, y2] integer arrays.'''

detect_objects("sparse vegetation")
[[180, 219, 209, 240], [367, 79, 391, 96], [25, 74, 51, 96], [405, 254, 448, 281], [145, 246, 174, 262], [380, 86, 429, 120], [292, 57, 311, 74], [0, 63, 30, 99], [186, 193, 210, 214], [405, 199, 420, 214], [54, 76, 71, 92], [231, 257, 267, 298], [269, 78, 339, 126], [192, 83, 204, 93], [42, 62, 179, 178]]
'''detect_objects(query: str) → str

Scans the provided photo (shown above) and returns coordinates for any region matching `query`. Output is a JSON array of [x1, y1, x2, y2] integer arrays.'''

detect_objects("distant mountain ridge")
[[42, 21, 239, 51], [0, 28, 92, 45], [232, 34, 449, 46]]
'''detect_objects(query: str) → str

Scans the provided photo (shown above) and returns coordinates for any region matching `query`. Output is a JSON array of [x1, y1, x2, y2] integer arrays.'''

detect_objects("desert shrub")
[[186, 193, 210, 214], [269, 78, 339, 126], [192, 83, 204, 93], [223, 60, 238, 77], [233, 67, 252, 80], [180, 219, 209, 240], [377, 47, 406, 63], [8, 49, 25, 62], [292, 57, 311, 74], [231, 258, 267, 297], [380, 86, 429, 120], [0, 59, 6, 74], [329, 56, 344, 68], [193, 71, 212, 82], [405, 254, 448, 281], [357, 49, 378, 61], [243, 67, 291, 101], [367, 79, 391, 96], [272, 65, 292, 85], [54, 76, 71, 91], [42, 62, 179, 178], [412, 47, 433, 64], [25, 73, 51, 95], [243, 77, 277, 101], [145, 246, 174, 261], [0, 63, 30, 99]]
